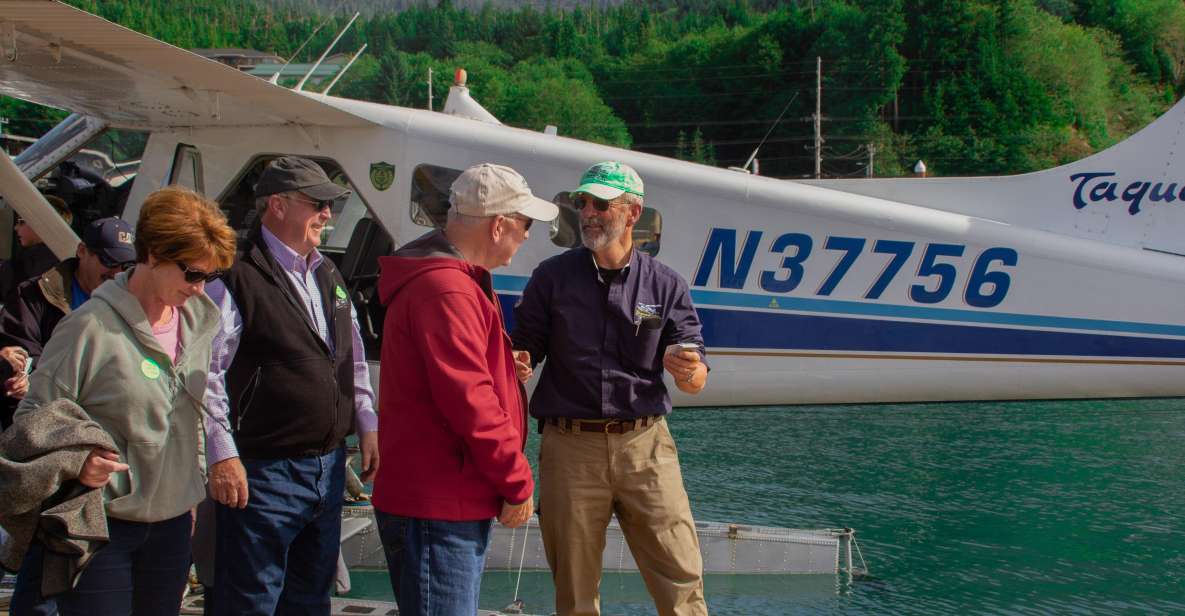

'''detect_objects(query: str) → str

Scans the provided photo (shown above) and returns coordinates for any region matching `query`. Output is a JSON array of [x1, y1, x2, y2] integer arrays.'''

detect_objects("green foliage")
[[2, 0, 1180, 178]]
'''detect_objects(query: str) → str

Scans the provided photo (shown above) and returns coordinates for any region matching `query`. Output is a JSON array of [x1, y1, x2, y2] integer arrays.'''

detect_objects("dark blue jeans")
[[9, 540, 58, 616], [212, 447, 345, 616], [375, 511, 492, 616], [52, 512, 192, 616]]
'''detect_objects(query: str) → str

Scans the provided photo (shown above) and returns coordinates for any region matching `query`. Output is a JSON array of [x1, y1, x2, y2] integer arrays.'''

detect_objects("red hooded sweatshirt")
[[372, 230, 533, 521]]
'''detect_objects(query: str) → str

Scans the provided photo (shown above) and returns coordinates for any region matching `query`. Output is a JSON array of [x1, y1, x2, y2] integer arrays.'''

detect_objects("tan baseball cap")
[[450, 163, 559, 222]]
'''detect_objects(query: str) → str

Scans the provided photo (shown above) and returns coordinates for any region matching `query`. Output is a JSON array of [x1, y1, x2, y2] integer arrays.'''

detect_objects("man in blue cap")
[[0, 216, 135, 613], [1, 216, 137, 404]]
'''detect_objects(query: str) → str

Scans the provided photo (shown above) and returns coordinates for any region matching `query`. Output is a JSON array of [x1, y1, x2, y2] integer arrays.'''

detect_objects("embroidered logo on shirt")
[[634, 302, 662, 322], [140, 358, 161, 380]]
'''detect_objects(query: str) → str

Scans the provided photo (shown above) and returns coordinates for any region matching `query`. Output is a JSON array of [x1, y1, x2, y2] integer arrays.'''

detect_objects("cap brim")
[[517, 195, 560, 222], [300, 182, 351, 202], [94, 245, 136, 265], [572, 183, 626, 201]]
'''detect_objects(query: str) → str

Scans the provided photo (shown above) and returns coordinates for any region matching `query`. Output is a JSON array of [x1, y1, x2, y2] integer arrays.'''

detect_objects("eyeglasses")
[[570, 194, 617, 212], [176, 261, 223, 284], [13, 217, 25, 226], [97, 256, 135, 272], [507, 215, 533, 231], [288, 194, 335, 212]]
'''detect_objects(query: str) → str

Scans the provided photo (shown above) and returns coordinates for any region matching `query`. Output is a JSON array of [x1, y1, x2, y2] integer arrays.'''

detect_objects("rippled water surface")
[[352, 398, 1185, 614]]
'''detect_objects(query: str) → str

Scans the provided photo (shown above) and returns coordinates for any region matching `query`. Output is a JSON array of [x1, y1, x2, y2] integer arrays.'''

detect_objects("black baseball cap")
[[83, 217, 136, 267], [253, 156, 351, 201]]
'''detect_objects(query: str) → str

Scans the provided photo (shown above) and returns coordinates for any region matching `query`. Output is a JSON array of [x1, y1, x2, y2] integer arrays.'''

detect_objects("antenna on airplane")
[[269, 1, 344, 85], [296, 12, 360, 92], [322, 43, 367, 96], [740, 92, 799, 175]]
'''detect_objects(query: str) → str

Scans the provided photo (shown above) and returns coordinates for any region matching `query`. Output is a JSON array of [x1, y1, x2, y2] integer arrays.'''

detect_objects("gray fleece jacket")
[[14, 269, 220, 523]]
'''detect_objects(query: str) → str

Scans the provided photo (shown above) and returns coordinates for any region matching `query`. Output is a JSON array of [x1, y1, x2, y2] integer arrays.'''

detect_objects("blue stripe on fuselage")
[[492, 275, 1185, 359]]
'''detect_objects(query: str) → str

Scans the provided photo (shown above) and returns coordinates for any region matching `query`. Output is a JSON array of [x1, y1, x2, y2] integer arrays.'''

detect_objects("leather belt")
[[546, 416, 660, 434]]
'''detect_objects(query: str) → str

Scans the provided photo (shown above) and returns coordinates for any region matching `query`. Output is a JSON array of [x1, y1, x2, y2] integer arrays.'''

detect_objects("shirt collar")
[[261, 224, 323, 273], [589, 247, 634, 285]]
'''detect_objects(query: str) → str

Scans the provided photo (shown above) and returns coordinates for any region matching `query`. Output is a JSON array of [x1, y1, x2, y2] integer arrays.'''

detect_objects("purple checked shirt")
[[204, 226, 377, 465], [511, 246, 705, 420]]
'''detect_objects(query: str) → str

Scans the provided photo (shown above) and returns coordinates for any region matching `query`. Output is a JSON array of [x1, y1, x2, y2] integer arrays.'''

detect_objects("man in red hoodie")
[[373, 163, 558, 616]]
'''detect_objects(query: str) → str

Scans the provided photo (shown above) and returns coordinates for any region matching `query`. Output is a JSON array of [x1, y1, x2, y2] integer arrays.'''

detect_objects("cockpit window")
[[410, 164, 462, 229], [168, 144, 204, 193]]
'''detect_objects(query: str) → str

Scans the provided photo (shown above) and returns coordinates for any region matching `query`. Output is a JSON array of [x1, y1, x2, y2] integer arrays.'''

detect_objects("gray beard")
[[581, 219, 625, 252]]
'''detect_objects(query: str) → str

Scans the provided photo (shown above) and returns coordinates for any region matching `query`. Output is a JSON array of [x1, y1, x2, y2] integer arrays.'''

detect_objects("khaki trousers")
[[539, 418, 708, 616]]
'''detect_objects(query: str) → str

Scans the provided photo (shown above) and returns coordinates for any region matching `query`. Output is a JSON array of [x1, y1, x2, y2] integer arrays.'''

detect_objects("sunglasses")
[[97, 256, 135, 272], [176, 261, 223, 284], [570, 194, 616, 212], [288, 194, 335, 212]]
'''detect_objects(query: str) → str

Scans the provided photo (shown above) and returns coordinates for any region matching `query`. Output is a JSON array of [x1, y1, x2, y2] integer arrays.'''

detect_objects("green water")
[[351, 398, 1185, 614]]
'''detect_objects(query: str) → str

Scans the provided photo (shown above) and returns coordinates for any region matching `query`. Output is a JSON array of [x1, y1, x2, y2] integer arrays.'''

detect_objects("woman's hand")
[[79, 448, 130, 488]]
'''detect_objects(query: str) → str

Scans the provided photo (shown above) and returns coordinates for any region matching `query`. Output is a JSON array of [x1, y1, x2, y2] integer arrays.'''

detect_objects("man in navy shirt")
[[512, 161, 709, 616]]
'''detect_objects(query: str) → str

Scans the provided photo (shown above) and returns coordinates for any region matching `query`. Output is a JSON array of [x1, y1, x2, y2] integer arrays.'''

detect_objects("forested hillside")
[[3, 0, 1183, 178]]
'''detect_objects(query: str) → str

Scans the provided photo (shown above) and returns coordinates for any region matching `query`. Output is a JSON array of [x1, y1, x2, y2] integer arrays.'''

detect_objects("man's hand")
[[499, 497, 534, 529], [0, 346, 27, 376], [209, 457, 249, 509], [663, 349, 705, 393], [512, 350, 532, 383], [359, 430, 380, 484], [5, 372, 28, 399], [79, 448, 129, 488]]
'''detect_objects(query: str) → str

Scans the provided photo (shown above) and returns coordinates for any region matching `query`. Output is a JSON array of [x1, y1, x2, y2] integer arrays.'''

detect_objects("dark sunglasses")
[[289, 194, 335, 212], [176, 261, 223, 284], [97, 256, 135, 272], [570, 194, 614, 212]]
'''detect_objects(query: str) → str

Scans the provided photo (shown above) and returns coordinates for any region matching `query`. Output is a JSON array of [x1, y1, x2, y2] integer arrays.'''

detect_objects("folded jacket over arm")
[[0, 398, 114, 596]]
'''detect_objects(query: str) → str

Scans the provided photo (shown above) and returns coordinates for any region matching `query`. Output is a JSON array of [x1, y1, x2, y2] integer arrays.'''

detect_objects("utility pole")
[[0, 116, 8, 155], [814, 56, 822, 179], [427, 67, 433, 111], [866, 143, 876, 178]]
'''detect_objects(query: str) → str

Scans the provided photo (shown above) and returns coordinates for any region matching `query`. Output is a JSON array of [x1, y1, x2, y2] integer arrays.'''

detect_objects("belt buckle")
[[603, 419, 623, 434]]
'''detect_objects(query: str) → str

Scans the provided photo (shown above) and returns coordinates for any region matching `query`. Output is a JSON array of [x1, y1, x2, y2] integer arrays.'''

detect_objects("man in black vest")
[[203, 156, 380, 615]]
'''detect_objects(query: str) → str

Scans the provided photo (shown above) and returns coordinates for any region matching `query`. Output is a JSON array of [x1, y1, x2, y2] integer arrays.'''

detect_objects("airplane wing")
[[0, 0, 376, 129]]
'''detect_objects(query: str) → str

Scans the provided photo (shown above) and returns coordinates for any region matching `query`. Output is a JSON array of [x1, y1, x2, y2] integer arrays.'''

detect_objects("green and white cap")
[[571, 161, 644, 200]]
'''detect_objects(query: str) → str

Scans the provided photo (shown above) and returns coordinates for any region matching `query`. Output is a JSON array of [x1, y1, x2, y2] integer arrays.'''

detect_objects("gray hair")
[[618, 192, 643, 208]]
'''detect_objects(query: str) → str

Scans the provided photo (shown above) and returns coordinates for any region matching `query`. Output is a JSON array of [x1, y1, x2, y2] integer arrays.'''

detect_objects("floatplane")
[[0, 0, 1182, 610], [3, 1, 1185, 409]]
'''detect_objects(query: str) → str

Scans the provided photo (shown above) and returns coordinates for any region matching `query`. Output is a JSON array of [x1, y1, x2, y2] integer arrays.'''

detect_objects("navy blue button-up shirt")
[[511, 246, 706, 420]]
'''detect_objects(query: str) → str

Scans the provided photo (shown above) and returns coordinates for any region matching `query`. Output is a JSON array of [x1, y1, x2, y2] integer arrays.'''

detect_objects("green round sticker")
[[140, 358, 161, 380], [335, 285, 347, 300]]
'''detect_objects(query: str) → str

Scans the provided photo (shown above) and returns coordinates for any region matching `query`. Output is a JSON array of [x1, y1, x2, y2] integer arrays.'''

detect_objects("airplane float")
[[2, 0, 1184, 408]]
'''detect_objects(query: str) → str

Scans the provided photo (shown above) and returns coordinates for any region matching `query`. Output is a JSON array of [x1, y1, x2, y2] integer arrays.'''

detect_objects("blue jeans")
[[375, 511, 492, 616], [53, 512, 192, 616], [212, 447, 345, 616], [9, 540, 58, 616]]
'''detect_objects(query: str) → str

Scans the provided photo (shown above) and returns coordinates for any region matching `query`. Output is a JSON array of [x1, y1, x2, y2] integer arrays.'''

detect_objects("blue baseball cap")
[[83, 217, 136, 267]]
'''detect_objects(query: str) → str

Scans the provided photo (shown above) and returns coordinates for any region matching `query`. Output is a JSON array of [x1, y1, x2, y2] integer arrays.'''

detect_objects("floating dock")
[[340, 505, 862, 575]]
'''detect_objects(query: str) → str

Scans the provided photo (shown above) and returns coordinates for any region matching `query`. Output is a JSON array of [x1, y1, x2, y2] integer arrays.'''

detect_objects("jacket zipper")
[[236, 366, 262, 432]]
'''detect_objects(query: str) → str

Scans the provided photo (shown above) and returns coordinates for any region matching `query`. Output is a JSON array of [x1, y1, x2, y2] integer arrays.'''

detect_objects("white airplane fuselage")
[[114, 94, 1185, 407], [2, 0, 1183, 407]]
